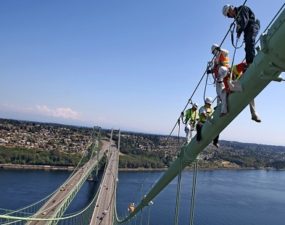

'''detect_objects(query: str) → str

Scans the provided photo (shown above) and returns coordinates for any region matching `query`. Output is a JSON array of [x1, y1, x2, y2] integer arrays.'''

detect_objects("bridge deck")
[[89, 145, 119, 225], [27, 140, 110, 225]]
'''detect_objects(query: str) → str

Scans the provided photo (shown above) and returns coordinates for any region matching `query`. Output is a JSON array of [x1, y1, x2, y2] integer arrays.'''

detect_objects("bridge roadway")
[[89, 144, 119, 225], [27, 140, 110, 225]]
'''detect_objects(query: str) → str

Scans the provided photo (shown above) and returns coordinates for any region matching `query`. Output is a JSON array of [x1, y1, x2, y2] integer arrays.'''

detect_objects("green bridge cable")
[[189, 161, 198, 225], [174, 155, 182, 225], [255, 3, 285, 45]]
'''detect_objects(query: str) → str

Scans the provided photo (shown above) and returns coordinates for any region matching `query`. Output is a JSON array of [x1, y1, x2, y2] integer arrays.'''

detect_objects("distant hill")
[[114, 131, 285, 169], [1, 118, 285, 169]]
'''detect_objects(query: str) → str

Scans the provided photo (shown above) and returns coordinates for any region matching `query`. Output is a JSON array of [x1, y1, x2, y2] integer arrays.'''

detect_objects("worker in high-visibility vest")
[[232, 62, 261, 122], [128, 203, 135, 213], [208, 44, 230, 117], [196, 97, 220, 148], [181, 103, 199, 143]]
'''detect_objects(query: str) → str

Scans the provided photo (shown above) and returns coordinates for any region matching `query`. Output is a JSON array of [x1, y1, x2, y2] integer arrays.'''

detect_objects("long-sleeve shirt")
[[235, 6, 257, 35]]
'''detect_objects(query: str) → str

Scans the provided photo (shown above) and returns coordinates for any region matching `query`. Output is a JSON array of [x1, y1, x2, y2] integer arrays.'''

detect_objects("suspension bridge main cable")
[[255, 2, 285, 45]]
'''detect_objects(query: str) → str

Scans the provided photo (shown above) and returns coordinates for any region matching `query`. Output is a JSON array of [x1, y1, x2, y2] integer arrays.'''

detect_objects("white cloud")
[[0, 103, 81, 120], [36, 105, 80, 120]]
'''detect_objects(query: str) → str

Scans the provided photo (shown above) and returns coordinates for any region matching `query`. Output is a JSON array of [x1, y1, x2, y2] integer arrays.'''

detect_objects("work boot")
[[220, 112, 227, 117], [213, 142, 220, 148], [251, 115, 261, 123]]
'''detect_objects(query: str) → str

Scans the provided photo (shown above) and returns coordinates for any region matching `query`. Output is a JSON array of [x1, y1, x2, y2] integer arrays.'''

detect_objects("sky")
[[0, 0, 284, 146]]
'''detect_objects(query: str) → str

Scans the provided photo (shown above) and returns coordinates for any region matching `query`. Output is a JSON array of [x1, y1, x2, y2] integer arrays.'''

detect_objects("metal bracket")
[[260, 33, 269, 53], [271, 61, 285, 71]]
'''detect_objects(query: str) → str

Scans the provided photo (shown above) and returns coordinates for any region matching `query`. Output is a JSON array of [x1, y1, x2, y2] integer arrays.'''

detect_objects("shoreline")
[[0, 163, 281, 172], [0, 163, 75, 171]]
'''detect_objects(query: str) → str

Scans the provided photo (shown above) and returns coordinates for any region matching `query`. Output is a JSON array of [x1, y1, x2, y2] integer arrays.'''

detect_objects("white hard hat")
[[222, 4, 233, 17], [211, 44, 219, 54], [192, 103, 198, 109], [205, 97, 212, 105]]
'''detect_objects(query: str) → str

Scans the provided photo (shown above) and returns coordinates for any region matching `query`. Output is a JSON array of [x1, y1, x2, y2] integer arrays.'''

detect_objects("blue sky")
[[0, 0, 284, 145]]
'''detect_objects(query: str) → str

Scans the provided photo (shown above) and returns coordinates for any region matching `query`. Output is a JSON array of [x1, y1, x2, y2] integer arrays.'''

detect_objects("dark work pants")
[[196, 122, 219, 144], [196, 123, 203, 141], [244, 22, 260, 64], [213, 135, 219, 145]]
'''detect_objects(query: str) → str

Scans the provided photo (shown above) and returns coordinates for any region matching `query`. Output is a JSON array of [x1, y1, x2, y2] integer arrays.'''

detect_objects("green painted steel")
[[116, 8, 285, 224]]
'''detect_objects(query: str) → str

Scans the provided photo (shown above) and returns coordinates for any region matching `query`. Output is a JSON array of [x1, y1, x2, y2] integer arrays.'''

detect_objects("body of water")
[[0, 169, 285, 225]]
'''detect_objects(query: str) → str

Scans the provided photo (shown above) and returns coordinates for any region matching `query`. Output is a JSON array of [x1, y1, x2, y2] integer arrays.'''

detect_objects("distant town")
[[1, 118, 285, 170], [0, 118, 92, 153]]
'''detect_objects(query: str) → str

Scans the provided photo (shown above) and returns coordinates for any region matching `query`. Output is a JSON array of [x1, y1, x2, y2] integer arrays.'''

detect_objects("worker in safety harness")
[[196, 97, 220, 148], [128, 203, 135, 213], [181, 103, 199, 143], [222, 4, 260, 66], [207, 44, 230, 117], [232, 62, 261, 122]]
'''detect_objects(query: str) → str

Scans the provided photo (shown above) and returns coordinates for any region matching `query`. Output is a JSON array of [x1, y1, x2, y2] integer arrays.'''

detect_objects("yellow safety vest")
[[199, 106, 213, 123], [185, 108, 199, 124]]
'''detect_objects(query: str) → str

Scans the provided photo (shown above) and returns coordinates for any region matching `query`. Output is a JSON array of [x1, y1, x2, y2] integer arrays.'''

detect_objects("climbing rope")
[[229, 37, 239, 82], [230, 23, 244, 50], [189, 161, 198, 225], [203, 70, 216, 102]]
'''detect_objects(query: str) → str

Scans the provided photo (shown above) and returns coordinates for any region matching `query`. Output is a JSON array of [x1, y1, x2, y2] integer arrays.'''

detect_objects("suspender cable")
[[189, 161, 198, 225], [147, 206, 151, 225], [174, 120, 183, 225], [139, 209, 143, 225], [229, 37, 239, 82], [174, 157, 183, 225]]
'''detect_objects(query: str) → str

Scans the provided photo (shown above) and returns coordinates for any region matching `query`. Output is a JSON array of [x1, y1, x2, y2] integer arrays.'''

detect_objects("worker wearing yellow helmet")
[[196, 97, 219, 148]]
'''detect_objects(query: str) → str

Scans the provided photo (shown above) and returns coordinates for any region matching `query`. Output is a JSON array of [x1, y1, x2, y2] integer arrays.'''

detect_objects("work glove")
[[237, 32, 241, 39], [207, 69, 213, 74]]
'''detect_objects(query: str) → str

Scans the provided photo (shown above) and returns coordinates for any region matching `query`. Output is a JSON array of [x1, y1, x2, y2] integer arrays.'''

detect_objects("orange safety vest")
[[218, 52, 230, 67], [213, 51, 231, 92], [213, 51, 230, 76]]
